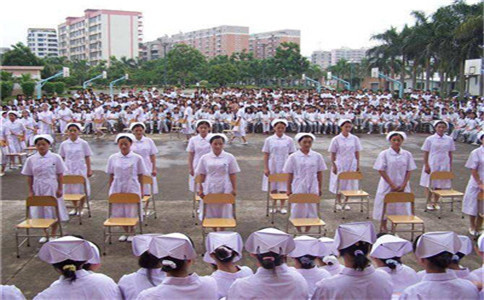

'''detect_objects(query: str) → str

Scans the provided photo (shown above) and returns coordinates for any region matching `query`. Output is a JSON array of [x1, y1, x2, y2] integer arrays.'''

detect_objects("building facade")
[[311, 50, 331, 70], [330, 47, 367, 65], [27, 28, 58, 58], [58, 9, 142, 64], [249, 29, 300, 59]]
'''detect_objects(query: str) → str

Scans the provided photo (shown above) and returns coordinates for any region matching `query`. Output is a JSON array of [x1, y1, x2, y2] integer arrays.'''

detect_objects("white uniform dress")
[[57, 108, 73, 133], [401, 272, 479, 300], [462, 146, 484, 216], [136, 273, 217, 300], [296, 267, 332, 298], [372, 148, 417, 221], [59, 138, 92, 196], [21, 151, 68, 221], [181, 106, 194, 135], [262, 134, 296, 191], [106, 151, 147, 220], [0, 285, 25, 300], [321, 263, 344, 276], [33, 269, 121, 300], [118, 268, 165, 300], [2, 119, 26, 153], [186, 134, 211, 192], [195, 150, 240, 220], [234, 109, 247, 137], [20, 117, 37, 146], [283, 150, 327, 218], [227, 264, 309, 300], [328, 133, 362, 194], [210, 266, 253, 299], [132, 136, 159, 194], [419, 134, 455, 188], [38, 111, 55, 136], [311, 266, 393, 300], [376, 265, 419, 294]]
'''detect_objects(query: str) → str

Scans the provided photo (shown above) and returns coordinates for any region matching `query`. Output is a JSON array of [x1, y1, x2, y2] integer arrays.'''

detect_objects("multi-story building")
[[311, 50, 331, 70], [58, 9, 143, 64], [330, 47, 367, 65], [27, 28, 58, 58], [141, 35, 174, 61], [249, 29, 301, 59]]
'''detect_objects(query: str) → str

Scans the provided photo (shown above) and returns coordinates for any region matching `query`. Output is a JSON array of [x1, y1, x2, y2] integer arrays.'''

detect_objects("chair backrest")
[[109, 193, 140, 204], [430, 171, 454, 181], [268, 173, 289, 183], [203, 193, 235, 204], [26, 196, 58, 207], [142, 175, 153, 185], [384, 192, 415, 204], [63, 175, 86, 185], [288, 194, 320, 204], [338, 171, 363, 181]]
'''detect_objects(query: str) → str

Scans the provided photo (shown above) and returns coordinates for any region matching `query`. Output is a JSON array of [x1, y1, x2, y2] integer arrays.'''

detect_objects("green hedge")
[[1, 81, 13, 99], [21, 81, 36, 97], [43, 82, 55, 94], [54, 82, 65, 94]]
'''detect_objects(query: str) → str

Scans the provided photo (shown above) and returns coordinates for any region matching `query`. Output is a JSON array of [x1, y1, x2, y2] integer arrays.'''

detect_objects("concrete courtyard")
[[1, 132, 482, 298]]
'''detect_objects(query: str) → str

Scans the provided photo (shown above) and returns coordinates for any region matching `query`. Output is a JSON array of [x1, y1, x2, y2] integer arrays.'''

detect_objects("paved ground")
[[1, 132, 482, 298]]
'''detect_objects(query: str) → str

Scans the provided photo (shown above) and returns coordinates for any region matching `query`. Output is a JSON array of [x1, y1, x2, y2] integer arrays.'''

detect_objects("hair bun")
[[161, 259, 177, 270]]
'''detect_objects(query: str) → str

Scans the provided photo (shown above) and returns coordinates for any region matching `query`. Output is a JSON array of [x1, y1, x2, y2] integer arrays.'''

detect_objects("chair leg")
[[360, 197, 363, 213], [79, 201, 83, 225], [15, 229, 20, 258], [367, 197, 370, 219], [424, 191, 430, 212], [271, 200, 276, 224], [411, 223, 415, 241], [103, 227, 107, 255], [450, 197, 454, 212], [152, 196, 157, 219], [26, 228, 30, 247], [266, 197, 270, 217], [86, 196, 92, 218], [108, 226, 112, 244]]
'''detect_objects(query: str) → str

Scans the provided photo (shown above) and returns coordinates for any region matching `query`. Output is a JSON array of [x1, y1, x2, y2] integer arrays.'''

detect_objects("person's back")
[[377, 264, 418, 293], [211, 266, 253, 299], [118, 268, 165, 300]]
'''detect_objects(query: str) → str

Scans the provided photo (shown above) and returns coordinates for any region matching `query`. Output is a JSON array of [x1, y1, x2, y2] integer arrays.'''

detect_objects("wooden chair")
[[383, 192, 424, 241], [24, 146, 37, 156], [171, 119, 186, 140], [192, 175, 203, 225], [425, 171, 464, 219], [201, 194, 237, 243], [15, 196, 63, 258], [103, 193, 143, 255], [141, 175, 158, 225], [223, 121, 239, 140], [6, 153, 27, 169], [265, 173, 289, 224], [286, 194, 326, 236], [334, 171, 370, 220], [63, 175, 91, 225]]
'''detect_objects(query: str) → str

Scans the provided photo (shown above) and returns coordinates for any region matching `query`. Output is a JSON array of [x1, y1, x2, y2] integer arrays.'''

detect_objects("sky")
[[0, 0, 479, 56]]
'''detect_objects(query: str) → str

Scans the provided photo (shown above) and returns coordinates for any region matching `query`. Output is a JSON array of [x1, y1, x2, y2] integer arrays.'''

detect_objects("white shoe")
[[0, 172, 5, 177], [127, 236, 134, 242], [48, 237, 57, 241], [434, 204, 441, 210], [367, 132, 371, 135], [426, 204, 435, 211], [344, 204, 351, 210], [269, 208, 277, 214], [69, 209, 78, 216], [469, 228, 477, 236], [39, 237, 48, 243], [336, 204, 343, 211], [118, 235, 127, 242], [280, 208, 287, 214], [242, 142, 249, 145]]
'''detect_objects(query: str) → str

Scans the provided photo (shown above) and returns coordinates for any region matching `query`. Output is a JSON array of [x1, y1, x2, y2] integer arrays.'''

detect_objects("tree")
[[273, 42, 309, 85], [0, 42, 43, 66], [166, 44, 206, 85]]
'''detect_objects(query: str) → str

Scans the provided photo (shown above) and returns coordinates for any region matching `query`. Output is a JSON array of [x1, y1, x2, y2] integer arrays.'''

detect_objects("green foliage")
[[21, 81, 36, 96], [1, 81, 13, 99], [166, 44, 207, 85], [42, 82, 55, 94], [1, 71, 13, 81], [1, 42, 43, 66], [54, 82, 65, 94]]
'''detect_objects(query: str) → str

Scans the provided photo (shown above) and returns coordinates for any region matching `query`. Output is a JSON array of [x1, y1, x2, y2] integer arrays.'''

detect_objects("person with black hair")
[[227, 228, 309, 299], [137, 233, 217, 299], [34, 236, 121, 299], [288, 236, 331, 298], [401, 232, 479, 299], [312, 222, 392, 300], [316, 237, 344, 276], [118, 234, 166, 300], [470, 234, 484, 291], [204, 232, 253, 298], [446, 235, 481, 283], [369, 234, 418, 295], [187, 120, 212, 193]]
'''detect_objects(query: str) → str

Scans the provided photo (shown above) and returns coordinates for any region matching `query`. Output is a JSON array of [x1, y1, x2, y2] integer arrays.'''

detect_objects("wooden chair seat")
[[432, 190, 464, 197], [17, 219, 57, 229], [142, 195, 151, 203], [341, 190, 369, 197], [387, 215, 423, 224], [290, 218, 325, 227], [103, 218, 139, 227], [270, 193, 289, 201], [6, 153, 27, 157], [64, 194, 86, 202], [202, 218, 236, 228]]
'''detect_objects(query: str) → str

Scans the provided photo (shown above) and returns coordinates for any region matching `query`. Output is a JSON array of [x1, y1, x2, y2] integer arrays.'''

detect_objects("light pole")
[[82, 71, 107, 89], [36, 67, 70, 99], [162, 42, 169, 86], [261, 43, 267, 86], [109, 74, 129, 98]]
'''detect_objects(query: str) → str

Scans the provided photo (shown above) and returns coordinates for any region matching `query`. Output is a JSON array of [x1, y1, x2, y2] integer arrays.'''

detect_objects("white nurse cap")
[[245, 228, 295, 255], [7, 111, 19, 117], [132, 234, 163, 256], [386, 131, 407, 142], [195, 119, 212, 128], [477, 131, 484, 142], [271, 118, 288, 128], [457, 235, 473, 256], [115, 133, 135, 143], [295, 132, 316, 143], [318, 237, 339, 256], [432, 120, 448, 128], [147, 233, 197, 260], [129, 122, 146, 131], [33, 134, 54, 145], [370, 234, 412, 259], [66, 122, 83, 132], [334, 221, 376, 250], [478, 234, 484, 252], [337, 119, 352, 127], [289, 235, 324, 258], [208, 133, 228, 143], [86, 241, 101, 265], [38, 236, 93, 264], [203, 231, 243, 264], [415, 232, 461, 259]]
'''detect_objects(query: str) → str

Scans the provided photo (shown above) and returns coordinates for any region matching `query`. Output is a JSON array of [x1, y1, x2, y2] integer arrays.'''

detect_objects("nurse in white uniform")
[[106, 133, 147, 242], [34, 236, 121, 300], [369, 234, 418, 296], [0, 285, 25, 300], [196, 133, 240, 221], [3, 111, 26, 166], [136, 233, 218, 300], [328, 119, 362, 211], [401, 232, 479, 300], [420, 120, 456, 211], [462, 132, 484, 236], [262, 119, 296, 214], [227, 228, 309, 300], [470, 234, 484, 287], [187, 120, 212, 192], [181, 102, 195, 140], [38, 103, 55, 137], [58, 123, 93, 216], [130, 122, 158, 198], [21, 134, 68, 243], [447, 235, 480, 282], [57, 102, 73, 135], [20, 110, 37, 147], [311, 222, 393, 300], [373, 131, 417, 232], [204, 231, 253, 299], [316, 237, 344, 276], [230, 105, 248, 145], [283, 133, 326, 233], [289, 236, 331, 298], [118, 234, 166, 300]]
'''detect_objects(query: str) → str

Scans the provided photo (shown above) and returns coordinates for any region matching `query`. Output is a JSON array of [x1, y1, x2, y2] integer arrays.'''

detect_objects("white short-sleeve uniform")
[[296, 267, 331, 298], [20, 117, 37, 146], [376, 265, 419, 294], [59, 138, 92, 196], [227, 264, 309, 300], [210, 266, 253, 299], [234, 110, 247, 137], [118, 268, 165, 300], [400, 272, 479, 300], [195, 150, 240, 220], [132, 136, 159, 194], [186, 134, 211, 192], [321, 263, 344, 276], [462, 146, 484, 216], [38, 111, 55, 135], [2, 120, 26, 153], [93, 106, 104, 130], [372, 148, 417, 220], [21, 151, 68, 221], [261, 134, 296, 192], [283, 150, 327, 218], [311, 266, 393, 300], [470, 266, 483, 285], [419, 134, 455, 188], [57, 108, 73, 133], [181, 106, 194, 135], [0, 285, 25, 300], [136, 273, 217, 300], [328, 133, 362, 194], [106, 151, 147, 220], [33, 270, 121, 300]]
